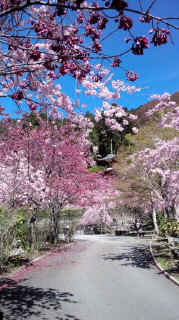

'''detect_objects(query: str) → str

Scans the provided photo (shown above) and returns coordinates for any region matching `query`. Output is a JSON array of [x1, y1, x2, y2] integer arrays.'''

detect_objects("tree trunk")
[[50, 207, 59, 244], [174, 205, 179, 221], [31, 222, 36, 249], [163, 208, 168, 219], [152, 208, 159, 235]]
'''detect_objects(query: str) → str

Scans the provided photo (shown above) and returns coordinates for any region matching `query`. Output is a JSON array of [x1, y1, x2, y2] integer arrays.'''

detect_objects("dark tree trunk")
[[30, 221, 36, 249], [50, 207, 59, 244]]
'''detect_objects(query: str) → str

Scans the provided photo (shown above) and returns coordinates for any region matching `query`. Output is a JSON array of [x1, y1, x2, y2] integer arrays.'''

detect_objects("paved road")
[[0, 235, 179, 320]]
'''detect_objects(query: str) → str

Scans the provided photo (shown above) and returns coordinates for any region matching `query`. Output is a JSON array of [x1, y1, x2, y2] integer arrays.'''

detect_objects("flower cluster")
[[28, 103, 38, 111], [1, 0, 21, 10], [29, 47, 41, 61], [109, 0, 129, 13], [150, 28, 170, 46], [132, 36, 149, 55], [91, 40, 102, 52], [0, 106, 5, 115], [126, 71, 139, 81], [84, 23, 102, 40], [112, 58, 121, 67], [97, 17, 109, 30], [56, 0, 67, 16], [88, 11, 101, 24], [94, 99, 138, 132], [140, 14, 152, 23], [11, 91, 24, 100], [31, 20, 55, 38], [119, 15, 133, 30]]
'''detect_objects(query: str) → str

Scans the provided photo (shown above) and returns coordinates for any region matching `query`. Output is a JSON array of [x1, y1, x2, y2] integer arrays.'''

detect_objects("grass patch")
[[88, 165, 106, 172], [152, 240, 179, 282]]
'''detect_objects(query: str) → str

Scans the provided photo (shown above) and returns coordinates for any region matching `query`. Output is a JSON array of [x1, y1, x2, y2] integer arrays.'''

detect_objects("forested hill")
[[131, 92, 179, 126]]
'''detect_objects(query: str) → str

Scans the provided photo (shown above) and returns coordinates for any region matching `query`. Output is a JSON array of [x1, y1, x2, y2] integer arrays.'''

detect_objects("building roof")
[[98, 153, 117, 161]]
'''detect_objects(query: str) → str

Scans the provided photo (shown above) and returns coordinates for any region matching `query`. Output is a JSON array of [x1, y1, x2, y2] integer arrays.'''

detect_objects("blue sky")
[[61, 0, 179, 112], [1, 0, 179, 116], [118, 0, 179, 110]]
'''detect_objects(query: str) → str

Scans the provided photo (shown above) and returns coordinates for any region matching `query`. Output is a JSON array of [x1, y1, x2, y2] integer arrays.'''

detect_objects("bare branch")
[[0, 1, 178, 31], [147, 0, 157, 13]]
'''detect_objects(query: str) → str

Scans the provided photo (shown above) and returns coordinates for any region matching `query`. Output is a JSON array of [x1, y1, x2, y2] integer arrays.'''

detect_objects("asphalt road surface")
[[0, 235, 179, 320]]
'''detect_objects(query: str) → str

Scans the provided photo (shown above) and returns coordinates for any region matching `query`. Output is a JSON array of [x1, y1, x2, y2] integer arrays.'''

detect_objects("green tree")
[[86, 109, 135, 156]]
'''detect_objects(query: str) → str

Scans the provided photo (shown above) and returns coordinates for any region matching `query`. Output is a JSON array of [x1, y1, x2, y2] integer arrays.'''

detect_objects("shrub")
[[159, 220, 179, 237]]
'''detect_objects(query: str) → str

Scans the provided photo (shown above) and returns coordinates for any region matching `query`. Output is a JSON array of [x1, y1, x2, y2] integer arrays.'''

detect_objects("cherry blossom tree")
[[82, 205, 113, 229], [0, 153, 46, 248], [0, 116, 115, 243], [0, 157, 45, 208], [81, 176, 120, 228], [128, 141, 179, 232], [115, 155, 161, 233], [114, 92, 179, 233], [123, 94, 179, 228], [143, 93, 179, 220], [146, 92, 179, 130]]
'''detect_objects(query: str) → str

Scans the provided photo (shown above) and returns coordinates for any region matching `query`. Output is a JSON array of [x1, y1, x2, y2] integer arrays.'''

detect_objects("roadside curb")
[[150, 240, 179, 287], [0, 243, 72, 291]]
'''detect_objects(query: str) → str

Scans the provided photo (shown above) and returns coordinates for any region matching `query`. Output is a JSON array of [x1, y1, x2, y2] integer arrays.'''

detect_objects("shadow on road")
[[0, 278, 81, 320], [102, 244, 154, 269]]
